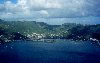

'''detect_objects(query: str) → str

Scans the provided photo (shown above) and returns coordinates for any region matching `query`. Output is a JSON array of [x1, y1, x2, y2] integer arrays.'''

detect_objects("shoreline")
[[0, 39, 100, 45]]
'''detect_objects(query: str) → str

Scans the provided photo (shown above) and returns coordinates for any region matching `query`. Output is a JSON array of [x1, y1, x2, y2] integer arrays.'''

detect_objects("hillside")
[[0, 19, 100, 43]]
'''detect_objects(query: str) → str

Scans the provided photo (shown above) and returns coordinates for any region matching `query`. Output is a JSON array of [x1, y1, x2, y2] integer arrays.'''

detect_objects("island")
[[0, 19, 100, 44]]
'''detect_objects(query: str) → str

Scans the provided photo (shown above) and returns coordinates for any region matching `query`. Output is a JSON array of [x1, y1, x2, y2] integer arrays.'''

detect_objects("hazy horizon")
[[1, 16, 100, 25]]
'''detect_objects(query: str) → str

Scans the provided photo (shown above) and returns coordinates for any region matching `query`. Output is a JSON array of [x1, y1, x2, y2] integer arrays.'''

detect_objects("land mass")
[[0, 19, 100, 44]]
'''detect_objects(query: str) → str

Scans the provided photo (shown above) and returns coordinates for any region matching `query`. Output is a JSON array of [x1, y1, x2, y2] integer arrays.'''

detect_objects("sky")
[[0, 0, 100, 25]]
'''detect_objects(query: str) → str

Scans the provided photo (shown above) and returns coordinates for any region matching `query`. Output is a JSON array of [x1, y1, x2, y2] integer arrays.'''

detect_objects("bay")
[[0, 40, 100, 63]]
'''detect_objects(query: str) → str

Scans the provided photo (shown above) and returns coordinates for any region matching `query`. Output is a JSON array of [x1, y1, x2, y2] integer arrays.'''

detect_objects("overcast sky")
[[0, 0, 100, 24]]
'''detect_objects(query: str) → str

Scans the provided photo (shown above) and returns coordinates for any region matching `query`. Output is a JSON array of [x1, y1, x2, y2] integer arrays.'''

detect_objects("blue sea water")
[[0, 40, 100, 63]]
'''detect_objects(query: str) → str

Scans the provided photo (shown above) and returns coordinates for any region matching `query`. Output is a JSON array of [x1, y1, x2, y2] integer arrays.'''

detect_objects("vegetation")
[[0, 19, 100, 44]]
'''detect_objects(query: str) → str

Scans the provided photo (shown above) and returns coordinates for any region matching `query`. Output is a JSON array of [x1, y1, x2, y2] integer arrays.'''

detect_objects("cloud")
[[26, 0, 61, 10], [0, 0, 100, 19]]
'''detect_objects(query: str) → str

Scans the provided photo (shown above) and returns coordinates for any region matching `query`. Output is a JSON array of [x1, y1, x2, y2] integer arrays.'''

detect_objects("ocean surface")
[[0, 40, 100, 63]]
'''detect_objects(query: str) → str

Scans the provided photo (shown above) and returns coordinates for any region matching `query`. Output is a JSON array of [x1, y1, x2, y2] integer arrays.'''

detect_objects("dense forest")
[[0, 19, 100, 43]]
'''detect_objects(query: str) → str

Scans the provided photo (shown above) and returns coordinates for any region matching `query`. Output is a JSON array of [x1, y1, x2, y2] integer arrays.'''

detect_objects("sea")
[[0, 40, 100, 63]]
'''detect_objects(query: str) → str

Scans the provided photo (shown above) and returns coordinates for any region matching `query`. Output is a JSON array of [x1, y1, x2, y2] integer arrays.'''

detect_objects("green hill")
[[0, 19, 100, 43]]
